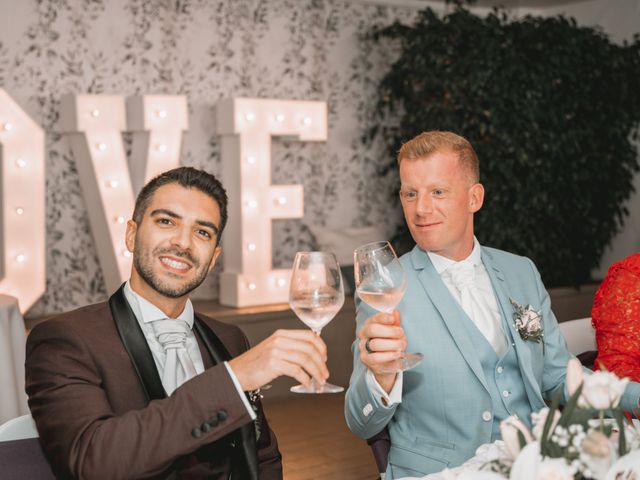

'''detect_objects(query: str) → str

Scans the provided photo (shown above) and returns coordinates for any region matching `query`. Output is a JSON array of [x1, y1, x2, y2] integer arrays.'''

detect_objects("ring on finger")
[[365, 338, 374, 354]]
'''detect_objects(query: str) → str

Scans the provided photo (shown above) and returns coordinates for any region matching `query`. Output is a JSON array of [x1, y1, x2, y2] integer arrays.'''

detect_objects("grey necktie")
[[446, 261, 508, 356], [152, 318, 198, 395]]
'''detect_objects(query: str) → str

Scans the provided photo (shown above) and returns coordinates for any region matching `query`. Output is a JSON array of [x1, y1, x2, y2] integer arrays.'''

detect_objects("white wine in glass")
[[289, 251, 345, 394], [354, 241, 424, 373]]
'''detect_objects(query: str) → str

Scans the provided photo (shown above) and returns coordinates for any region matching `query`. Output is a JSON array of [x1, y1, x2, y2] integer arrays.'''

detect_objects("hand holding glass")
[[289, 251, 345, 393], [354, 241, 424, 372]]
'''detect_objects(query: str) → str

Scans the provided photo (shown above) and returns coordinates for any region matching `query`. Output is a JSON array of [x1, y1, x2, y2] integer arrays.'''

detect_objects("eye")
[[196, 229, 212, 239], [401, 190, 417, 201], [156, 217, 173, 226], [433, 189, 445, 197]]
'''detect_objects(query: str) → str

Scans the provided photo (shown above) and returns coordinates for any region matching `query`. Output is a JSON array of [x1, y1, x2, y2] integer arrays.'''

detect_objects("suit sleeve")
[[25, 319, 278, 480], [528, 257, 575, 402], [235, 332, 283, 479], [344, 297, 398, 439]]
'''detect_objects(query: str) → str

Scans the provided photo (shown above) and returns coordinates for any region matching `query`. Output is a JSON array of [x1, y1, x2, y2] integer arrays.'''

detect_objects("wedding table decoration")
[[400, 359, 640, 480]]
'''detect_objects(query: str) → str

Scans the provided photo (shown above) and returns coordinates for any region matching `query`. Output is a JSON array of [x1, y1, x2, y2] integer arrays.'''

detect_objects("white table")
[[0, 295, 29, 423]]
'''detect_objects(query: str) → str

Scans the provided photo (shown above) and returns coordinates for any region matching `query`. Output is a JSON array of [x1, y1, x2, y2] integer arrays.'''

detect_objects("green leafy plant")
[[369, 5, 640, 286]]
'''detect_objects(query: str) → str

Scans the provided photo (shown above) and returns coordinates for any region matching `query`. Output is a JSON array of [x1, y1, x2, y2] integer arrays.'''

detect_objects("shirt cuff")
[[224, 361, 257, 420], [365, 369, 403, 407]]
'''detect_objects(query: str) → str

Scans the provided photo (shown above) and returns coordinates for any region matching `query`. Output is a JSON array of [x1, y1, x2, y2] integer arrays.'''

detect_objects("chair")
[[367, 427, 390, 480], [0, 414, 54, 480], [558, 317, 597, 367], [0, 414, 38, 441]]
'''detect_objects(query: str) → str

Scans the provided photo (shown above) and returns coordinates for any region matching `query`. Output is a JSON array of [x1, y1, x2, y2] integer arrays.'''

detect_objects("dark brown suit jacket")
[[25, 292, 282, 480]]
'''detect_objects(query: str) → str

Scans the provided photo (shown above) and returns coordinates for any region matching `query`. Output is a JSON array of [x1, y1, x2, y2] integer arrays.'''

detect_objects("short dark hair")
[[132, 167, 228, 238]]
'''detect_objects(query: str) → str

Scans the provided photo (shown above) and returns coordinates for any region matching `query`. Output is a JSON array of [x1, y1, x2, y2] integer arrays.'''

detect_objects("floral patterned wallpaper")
[[0, 0, 417, 316]]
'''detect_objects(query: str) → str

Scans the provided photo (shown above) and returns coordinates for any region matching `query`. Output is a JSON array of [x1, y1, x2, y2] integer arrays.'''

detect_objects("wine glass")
[[289, 251, 345, 394], [354, 241, 424, 372]]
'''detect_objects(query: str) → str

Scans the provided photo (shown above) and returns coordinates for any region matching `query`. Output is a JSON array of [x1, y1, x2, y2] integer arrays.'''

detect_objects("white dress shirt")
[[123, 281, 255, 419], [367, 238, 506, 407]]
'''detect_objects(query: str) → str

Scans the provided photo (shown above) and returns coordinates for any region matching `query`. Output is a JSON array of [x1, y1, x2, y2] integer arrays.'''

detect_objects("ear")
[[125, 219, 138, 254], [469, 183, 484, 213], [206, 245, 222, 275]]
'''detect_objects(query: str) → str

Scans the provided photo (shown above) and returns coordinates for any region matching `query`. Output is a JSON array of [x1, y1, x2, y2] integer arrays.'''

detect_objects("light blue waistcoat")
[[458, 307, 534, 438]]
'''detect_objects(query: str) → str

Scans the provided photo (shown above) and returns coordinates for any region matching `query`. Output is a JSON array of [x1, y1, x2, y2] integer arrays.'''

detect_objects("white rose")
[[536, 458, 574, 480], [531, 407, 561, 441], [509, 442, 541, 479], [579, 371, 629, 410], [566, 358, 584, 397], [500, 415, 534, 460], [525, 310, 541, 332], [606, 450, 640, 480]]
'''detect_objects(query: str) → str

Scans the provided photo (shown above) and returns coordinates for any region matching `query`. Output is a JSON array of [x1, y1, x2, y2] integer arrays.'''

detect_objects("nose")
[[170, 225, 192, 250], [415, 193, 434, 216]]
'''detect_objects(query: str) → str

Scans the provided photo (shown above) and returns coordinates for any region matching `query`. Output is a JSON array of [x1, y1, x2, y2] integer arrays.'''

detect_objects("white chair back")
[[0, 414, 38, 441], [558, 317, 596, 355]]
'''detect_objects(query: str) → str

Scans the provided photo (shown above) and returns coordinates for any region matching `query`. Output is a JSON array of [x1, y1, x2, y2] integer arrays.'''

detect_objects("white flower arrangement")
[[482, 359, 640, 480], [509, 298, 543, 343]]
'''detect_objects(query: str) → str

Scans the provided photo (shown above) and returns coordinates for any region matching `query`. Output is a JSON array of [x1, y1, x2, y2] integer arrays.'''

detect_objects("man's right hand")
[[229, 329, 329, 392], [358, 310, 407, 393]]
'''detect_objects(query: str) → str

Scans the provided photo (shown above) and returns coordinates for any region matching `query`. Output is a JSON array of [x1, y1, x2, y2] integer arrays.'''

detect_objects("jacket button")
[[201, 422, 211, 433], [207, 417, 219, 428], [482, 411, 492, 422], [191, 427, 202, 438], [218, 409, 228, 421]]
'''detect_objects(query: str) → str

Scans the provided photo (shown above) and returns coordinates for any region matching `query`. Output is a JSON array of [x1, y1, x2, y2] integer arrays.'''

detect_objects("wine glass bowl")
[[354, 241, 424, 372], [289, 251, 345, 394]]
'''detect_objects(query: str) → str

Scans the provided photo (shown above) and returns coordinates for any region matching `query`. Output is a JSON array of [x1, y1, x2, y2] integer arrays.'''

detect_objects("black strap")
[[109, 284, 166, 401], [194, 317, 259, 480]]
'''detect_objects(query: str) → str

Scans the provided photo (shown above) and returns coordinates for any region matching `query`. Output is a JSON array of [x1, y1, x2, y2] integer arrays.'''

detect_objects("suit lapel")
[[109, 285, 258, 480], [194, 317, 259, 480], [481, 249, 545, 406], [411, 248, 489, 393], [109, 284, 166, 401]]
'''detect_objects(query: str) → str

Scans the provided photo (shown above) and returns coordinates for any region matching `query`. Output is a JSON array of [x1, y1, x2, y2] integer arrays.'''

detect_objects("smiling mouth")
[[415, 221, 442, 229], [160, 256, 192, 271]]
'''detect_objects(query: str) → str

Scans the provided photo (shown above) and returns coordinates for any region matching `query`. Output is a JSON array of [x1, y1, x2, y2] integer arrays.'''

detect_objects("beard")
[[133, 240, 211, 299]]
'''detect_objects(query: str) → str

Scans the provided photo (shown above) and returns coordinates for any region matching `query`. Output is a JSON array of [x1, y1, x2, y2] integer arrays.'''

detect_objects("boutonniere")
[[509, 298, 543, 343]]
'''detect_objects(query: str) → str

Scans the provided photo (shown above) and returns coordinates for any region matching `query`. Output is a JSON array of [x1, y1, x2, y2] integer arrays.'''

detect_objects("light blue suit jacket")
[[345, 245, 640, 478]]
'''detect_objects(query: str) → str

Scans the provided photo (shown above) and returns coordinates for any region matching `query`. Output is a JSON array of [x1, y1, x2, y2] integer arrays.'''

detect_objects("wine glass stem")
[[312, 329, 322, 392]]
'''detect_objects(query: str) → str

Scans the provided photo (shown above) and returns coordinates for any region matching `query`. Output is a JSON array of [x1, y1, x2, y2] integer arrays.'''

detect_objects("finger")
[[271, 329, 327, 360], [279, 360, 313, 387], [361, 337, 406, 353], [362, 323, 405, 340], [360, 350, 402, 369], [274, 348, 329, 383], [269, 335, 328, 369], [366, 312, 397, 326], [264, 335, 329, 380]]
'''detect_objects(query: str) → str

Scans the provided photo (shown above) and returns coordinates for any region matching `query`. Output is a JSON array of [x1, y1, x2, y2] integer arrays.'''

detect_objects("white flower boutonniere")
[[509, 298, 543, 343]]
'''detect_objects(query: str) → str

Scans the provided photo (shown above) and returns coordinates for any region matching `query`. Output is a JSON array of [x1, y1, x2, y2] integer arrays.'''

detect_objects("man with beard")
[[25, 167, 328, 480]]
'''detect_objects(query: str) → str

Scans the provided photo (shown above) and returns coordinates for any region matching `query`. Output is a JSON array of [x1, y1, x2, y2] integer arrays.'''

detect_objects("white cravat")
[[444, 259, 508, 356], [151, 318, 198, 395]]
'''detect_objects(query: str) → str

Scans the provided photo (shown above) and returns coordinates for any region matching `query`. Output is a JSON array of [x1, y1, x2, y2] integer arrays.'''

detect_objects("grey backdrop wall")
[[0, 0, 416, 316], [2, 0, 638, 317]]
